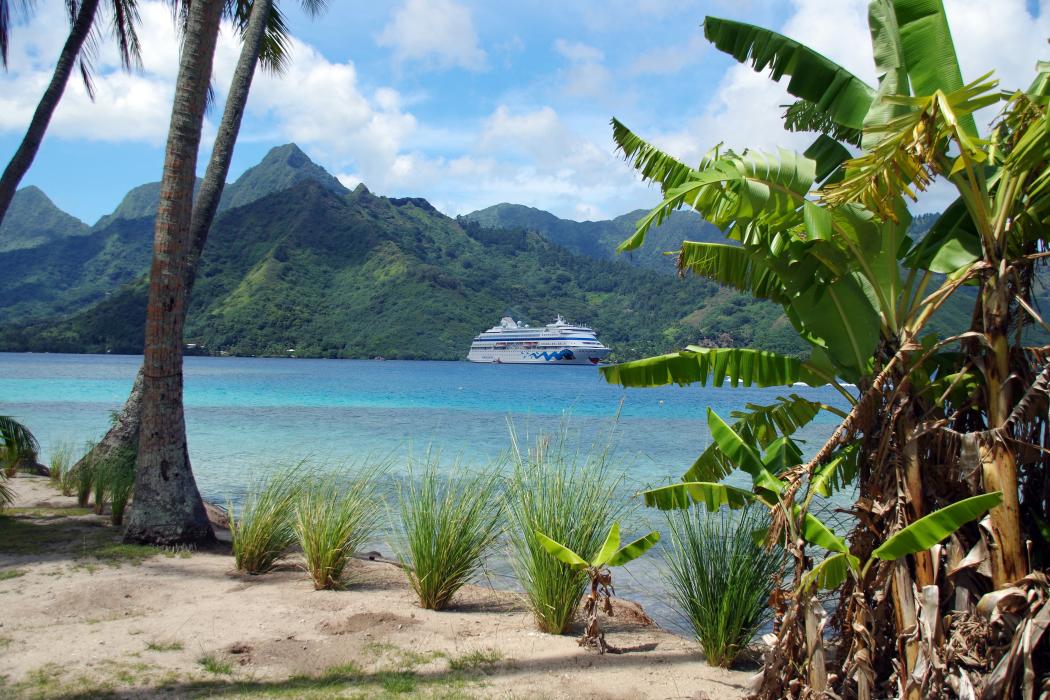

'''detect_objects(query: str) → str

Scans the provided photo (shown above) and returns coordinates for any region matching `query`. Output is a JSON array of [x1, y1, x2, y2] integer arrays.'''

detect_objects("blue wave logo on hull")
[[528, 349, 576, 361]]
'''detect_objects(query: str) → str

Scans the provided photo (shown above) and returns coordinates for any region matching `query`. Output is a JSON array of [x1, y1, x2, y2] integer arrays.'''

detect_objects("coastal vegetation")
[[662, 503, 783, 668], [396, 459, 503, 610], [229, 467, 303, 575], [295, 469, 382, 590], [505, 432, 628, 634], [601, 0, 1050, 695]]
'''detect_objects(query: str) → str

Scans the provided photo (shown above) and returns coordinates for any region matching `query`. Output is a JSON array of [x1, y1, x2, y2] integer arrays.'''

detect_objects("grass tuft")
[[448, 648, 503, 673], [197, 653, 233, 675], [48, 441, 74, 487], [396, 457, 503, 610], [98, 447, 136, 526], [229, 466, 304, 575], [506, 429, 627, 634], [294, 467, 382, 590], [72, 443, 97, 508], [663, 503, 784, 668], [0, 568, 26, 581], [146, 640, 183, 652]]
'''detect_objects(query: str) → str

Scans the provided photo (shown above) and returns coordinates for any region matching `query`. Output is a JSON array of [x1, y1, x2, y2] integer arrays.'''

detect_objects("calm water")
[[0, 352, 845, 632]]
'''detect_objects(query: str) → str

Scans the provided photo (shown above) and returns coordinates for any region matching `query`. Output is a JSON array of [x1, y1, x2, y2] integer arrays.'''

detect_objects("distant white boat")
[[466, 315, 612, 365]]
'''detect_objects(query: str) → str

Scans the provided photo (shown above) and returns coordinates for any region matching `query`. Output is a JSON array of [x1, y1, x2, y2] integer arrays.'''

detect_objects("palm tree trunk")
[[76, 0, 274, 501], [123, 0, 224, 546], [0, 0, 101, 228]]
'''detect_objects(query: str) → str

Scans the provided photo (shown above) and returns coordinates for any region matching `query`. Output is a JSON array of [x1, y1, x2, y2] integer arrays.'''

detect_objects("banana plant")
[[536, 522, 659, 654]]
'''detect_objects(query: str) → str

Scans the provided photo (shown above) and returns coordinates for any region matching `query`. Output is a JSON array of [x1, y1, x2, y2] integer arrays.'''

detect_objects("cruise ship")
[[467, 316, 612, 365]]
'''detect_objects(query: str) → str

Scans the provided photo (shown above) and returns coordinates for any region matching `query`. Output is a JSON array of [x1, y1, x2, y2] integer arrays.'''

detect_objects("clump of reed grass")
[[99, 448, 136, 526], [505, 429, 627, 634], [396, 457, 503, 610], [294, 468, 382, 590], [663, 503, 784, 668], [48, 442, 74, 486], [73, 443, 97, 508], [229, 466, 304, 575]]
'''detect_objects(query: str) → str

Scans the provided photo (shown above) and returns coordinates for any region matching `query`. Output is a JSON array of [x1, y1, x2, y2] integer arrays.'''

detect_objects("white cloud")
[[376, 0, 486, 71], [552, 38, 613, 101]]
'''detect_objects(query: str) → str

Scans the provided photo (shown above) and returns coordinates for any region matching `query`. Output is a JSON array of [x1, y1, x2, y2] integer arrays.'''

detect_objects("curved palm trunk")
[[75, 0, 273, 479], [123, 0, 224, 546], [0, 0, 100, 228]]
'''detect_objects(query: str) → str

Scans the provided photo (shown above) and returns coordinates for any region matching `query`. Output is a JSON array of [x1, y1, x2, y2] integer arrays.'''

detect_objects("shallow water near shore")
[[1, 351, 846, 633]]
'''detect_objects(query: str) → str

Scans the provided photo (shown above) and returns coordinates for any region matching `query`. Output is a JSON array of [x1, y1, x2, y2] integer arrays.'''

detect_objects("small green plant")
[[448, 648, 504, 673], [396, 459, 503, 610], [663, 504, 784, 667], [506, 430, 627, 634], [146, 640, 183, 652], [99, 448, 136, 525], [197, 653, 232, 675], [229, 466, 304, 574], [294, 468, 381, 589], [48, 442, 74, 486], [537, 522, 659, 653]]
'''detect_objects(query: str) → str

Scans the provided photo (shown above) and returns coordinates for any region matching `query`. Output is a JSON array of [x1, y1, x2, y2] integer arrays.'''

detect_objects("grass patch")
[[83, 542, 159, 567], [5, 506, 93, 517], [97, 447, 136, 526], [664, 503, 785, 668], [376, 670, 417, 694], [0, 568, 26, 580], [198, 654, 233, 675], [0, 635, 12, 649], [396, 458, 503, 610], [146, 640, 184, 652], [0, 513, 160, 567], [294, 467, 382, 590], [48, 441, 74, 488], [506, 430, 627, 634], [229, 466, 303, 575], [448, 648, 504, 673]]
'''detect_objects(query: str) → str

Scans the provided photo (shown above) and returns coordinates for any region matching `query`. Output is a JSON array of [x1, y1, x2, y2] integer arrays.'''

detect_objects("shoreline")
[[0, 476, 753, 699]]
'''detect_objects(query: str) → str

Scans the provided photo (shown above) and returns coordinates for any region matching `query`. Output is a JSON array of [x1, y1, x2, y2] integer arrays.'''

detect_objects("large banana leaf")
[[802, 510, 850, 553], [785, 101, 863, 148], [592, 522, 621, 567], [643, 481, 756, 511], [600, 346, 823, 389], [708, 409, 785, 495], [903, 196, 981, 273], [611, 118, 698, 196], [608, 531, 661, 567], [621, 148, 815, 251], [677, 242, 789, 304], [872, 491, 1003, 560], [862, 0, 911, 150], [801, 551, 861, 590], [891, 0, 977, 138], [535, 531, 588, 569], [810, 443, 859, 497], [703, 16, 875, 131], [684, 394, 828, 483], [804, 134, 853, 183]]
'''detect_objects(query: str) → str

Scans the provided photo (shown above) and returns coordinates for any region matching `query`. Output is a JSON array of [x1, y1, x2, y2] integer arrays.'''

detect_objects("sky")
[[0, 0, 1047, 225]]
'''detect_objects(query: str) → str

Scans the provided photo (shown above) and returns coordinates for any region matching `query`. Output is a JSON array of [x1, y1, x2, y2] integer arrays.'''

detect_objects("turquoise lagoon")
[[0, 352, 846, 630]]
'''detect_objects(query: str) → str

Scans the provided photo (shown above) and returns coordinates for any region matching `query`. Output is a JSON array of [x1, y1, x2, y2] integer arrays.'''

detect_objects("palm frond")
[[0, 415, 38, 457], [783, 100, 862, 148]]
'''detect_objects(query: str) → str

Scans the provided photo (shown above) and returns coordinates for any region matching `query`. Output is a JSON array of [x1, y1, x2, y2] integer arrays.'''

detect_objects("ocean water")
[[0, 352, 846, 632]]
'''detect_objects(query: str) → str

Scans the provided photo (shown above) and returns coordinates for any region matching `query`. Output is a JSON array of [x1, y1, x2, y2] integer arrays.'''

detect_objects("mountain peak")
[[221, 143, 348, 212], [0, 186, 90, 252]]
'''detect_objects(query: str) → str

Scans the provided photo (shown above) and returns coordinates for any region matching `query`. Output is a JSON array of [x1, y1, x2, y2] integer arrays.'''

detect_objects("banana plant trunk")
[[77, 0, 273, 483], [0, 0, 101, 227], [123, 0, 224, 546], [980, 275, 1027, 586]]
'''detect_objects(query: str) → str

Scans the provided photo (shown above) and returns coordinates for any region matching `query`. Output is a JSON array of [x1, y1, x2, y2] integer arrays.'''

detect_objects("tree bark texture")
[[123, 0, 224, 546], [0, 0, 101, 228], [78, 0, 273, 501]]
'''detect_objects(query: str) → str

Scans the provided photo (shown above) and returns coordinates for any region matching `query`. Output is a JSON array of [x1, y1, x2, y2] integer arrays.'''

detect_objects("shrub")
[[294, 469, 382, 590], [48, 442, 74, 486], [229, 466, 303, 574], [506, 431, 626, 634], [663, 504, 785, 668], [396, 459, 503, 610]]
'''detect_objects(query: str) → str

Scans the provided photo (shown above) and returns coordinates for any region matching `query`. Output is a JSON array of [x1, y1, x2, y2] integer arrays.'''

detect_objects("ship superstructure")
[[466, 316, 611, 365]]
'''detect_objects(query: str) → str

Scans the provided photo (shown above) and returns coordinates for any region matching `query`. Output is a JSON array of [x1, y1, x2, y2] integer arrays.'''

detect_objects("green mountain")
[[0, 186, 90, 252], [463, 203, 722, 271], [0, 149, 809, 359]]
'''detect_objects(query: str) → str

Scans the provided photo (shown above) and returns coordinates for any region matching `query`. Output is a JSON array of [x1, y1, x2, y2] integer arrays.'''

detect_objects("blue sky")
[[0, 0, 1047, 225]]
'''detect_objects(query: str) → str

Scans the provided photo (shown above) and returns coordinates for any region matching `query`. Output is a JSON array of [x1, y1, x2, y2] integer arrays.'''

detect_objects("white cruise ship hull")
[[467, 346, 611, 365]]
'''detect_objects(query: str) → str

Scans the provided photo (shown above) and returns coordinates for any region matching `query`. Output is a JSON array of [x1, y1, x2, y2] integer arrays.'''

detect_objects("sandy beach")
[[0, 476, 751, 699]]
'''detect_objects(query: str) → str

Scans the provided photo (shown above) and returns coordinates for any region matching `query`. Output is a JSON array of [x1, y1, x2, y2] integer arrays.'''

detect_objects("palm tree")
[[0, 0, 141, 228], [121, 0, 328, 545], [121, 0, 224, 545]]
